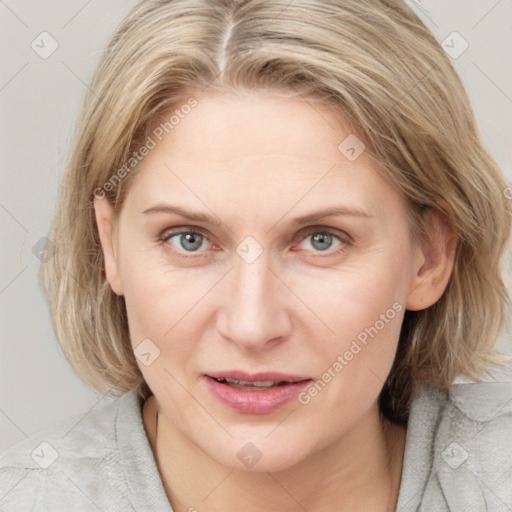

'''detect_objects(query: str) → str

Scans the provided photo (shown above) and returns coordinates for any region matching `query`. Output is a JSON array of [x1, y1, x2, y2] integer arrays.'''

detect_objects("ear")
[[93, 197, 124, 296], [406, 202, 457, 311]]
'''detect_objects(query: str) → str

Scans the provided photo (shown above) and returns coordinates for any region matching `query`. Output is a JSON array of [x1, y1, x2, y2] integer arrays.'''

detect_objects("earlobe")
[[406, 204, 457, 311], [93, 197, 124, 296]]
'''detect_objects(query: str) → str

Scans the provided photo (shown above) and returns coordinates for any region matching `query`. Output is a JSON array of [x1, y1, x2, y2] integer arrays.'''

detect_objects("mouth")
[[205, 370, 311, 388], [212, 377, 292, 390], [203, 371, 313, 414]]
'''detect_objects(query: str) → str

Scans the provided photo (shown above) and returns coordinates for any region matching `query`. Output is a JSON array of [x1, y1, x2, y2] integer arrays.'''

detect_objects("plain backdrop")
[[1, 0, 511, 453]]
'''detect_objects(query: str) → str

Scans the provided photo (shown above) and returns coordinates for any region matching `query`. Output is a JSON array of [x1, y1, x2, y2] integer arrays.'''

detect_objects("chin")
[[205, 435, 310, 473]]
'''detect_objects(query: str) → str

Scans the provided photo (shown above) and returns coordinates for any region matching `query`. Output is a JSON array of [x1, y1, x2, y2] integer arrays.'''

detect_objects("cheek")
[[291, 248, 410, 406], [291, 244, 411, 346], [118, 249, 214, 350], [120, 264, 216, 396]]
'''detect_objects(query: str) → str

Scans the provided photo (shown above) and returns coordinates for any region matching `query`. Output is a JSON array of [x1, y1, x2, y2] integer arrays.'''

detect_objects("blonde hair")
[[41, 0, 511, 423]]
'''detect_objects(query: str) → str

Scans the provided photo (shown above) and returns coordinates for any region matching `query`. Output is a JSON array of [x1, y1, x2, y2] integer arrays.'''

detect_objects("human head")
[[41, 0, 511, 426]]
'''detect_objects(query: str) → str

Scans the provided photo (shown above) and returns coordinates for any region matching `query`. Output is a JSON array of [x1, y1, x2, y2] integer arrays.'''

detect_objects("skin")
[[94, 90, 455, 511]]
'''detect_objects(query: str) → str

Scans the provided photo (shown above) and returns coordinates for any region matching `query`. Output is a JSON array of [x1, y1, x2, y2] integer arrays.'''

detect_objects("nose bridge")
[[216, 250, 291, 349], [233, 255, 272, 316]]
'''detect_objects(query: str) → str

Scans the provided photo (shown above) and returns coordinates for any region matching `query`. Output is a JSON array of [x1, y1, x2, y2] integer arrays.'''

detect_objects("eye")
[[159, 229, 212, 256], [293, 227, 350, 255], [158, 226, 351, 259]]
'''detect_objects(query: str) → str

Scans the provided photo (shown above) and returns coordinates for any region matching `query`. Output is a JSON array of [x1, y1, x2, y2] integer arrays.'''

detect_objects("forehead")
[[124, 91, 404, 221], [154, 91, 350, 162]]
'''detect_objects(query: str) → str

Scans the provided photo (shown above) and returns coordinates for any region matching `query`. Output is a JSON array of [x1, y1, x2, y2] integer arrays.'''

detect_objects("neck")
[[143, 395, 406, 512]]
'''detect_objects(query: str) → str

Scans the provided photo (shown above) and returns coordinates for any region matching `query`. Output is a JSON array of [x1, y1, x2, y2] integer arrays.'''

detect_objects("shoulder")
[[0, 389, 139, 510], [398, 379, 512, 511], [432, 379, 512, 463], [0, 394, 122, 470], [412, 377, 512, 425], [435, 380, 512, 472]]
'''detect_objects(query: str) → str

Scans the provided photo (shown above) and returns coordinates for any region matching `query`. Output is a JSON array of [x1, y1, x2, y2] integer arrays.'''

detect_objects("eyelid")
[[293, 225, 353, 244], [159, 225, 211, 240]]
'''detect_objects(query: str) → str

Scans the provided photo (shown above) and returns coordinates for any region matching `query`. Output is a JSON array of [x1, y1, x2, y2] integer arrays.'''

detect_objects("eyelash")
[[157, 226, 352, 260]]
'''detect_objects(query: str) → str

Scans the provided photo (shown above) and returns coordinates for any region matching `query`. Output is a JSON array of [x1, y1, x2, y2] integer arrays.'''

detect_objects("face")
[[95, 91, 437, 472]]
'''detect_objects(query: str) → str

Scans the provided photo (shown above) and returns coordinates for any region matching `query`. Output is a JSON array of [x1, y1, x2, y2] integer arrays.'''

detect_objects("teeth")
[[252, 380, 278, 387], [216, 377, 282, 387]]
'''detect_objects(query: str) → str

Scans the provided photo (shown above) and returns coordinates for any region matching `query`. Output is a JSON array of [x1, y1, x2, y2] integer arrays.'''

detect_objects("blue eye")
[[301, 231, 339, 251], [158, 226, 350, 260], [161, 230, 210, 254]]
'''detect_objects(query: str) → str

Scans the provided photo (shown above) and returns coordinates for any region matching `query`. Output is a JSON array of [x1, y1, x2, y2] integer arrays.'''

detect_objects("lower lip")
[[203, 376, 311, 414]]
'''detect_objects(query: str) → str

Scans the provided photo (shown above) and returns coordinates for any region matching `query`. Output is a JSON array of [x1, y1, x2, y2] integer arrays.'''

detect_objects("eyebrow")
[[292, 205, 373, 225], [141, 203, 373, 226], [141, 204, 223, 226]]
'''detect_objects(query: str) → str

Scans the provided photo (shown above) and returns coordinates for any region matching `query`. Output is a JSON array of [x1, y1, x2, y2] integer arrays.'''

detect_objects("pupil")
[[312, 232, 332, 251], [181, 233, 203, 251]]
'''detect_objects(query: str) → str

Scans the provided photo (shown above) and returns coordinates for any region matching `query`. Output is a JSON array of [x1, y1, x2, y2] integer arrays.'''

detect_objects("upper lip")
[[205, 370, 312, 383]]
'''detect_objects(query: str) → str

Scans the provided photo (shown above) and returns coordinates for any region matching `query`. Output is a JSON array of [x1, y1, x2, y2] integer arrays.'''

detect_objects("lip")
[[203, 370, 313, 415]]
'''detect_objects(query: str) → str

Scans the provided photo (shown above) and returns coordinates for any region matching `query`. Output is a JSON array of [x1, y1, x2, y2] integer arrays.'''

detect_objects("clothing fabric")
[[1, 380, 511, 511]]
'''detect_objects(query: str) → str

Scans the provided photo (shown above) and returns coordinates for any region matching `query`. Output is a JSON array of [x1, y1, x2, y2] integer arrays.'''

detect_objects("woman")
[[1, 0, 511, 510]]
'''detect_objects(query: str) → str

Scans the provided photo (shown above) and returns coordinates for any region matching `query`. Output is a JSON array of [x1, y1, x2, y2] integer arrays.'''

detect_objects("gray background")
[[1, 0, 511, 453]]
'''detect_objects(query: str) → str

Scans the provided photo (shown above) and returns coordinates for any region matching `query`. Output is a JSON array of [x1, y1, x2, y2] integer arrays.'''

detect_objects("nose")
[[215, 253, 293, 351]]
